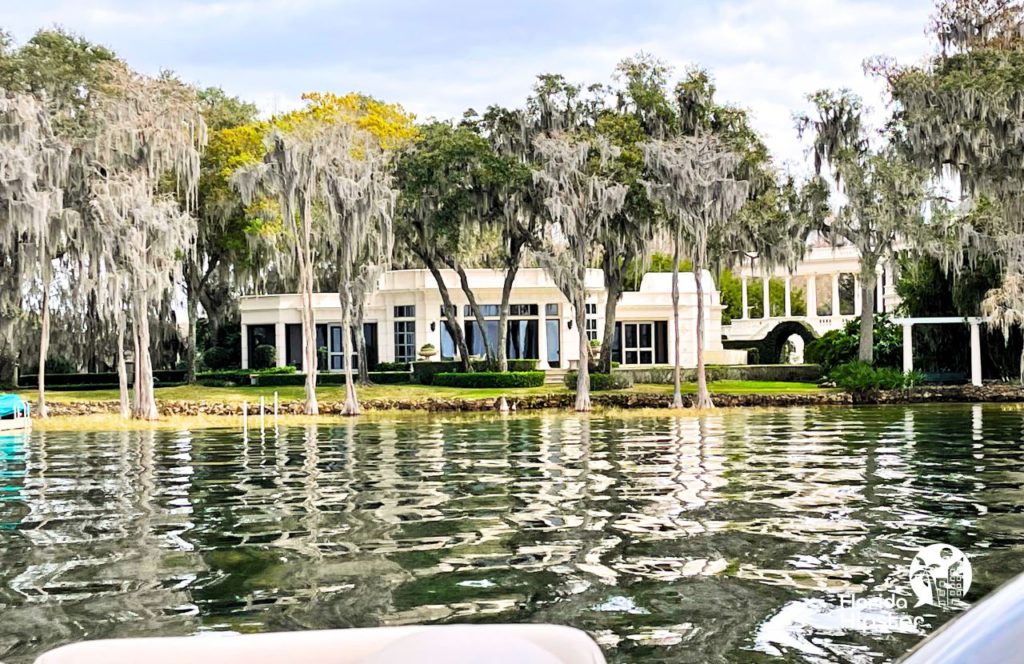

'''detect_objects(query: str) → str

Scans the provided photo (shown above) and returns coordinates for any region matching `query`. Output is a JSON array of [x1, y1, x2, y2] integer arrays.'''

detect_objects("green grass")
[[20, 380, 826, 404]]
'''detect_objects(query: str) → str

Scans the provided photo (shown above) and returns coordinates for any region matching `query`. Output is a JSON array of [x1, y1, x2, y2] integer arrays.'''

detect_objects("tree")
[[86, 64, 206, 420], [0, 92, 72, 416], [796, 90, 929, 363], [319, 124, 395, 415], [643, 134, 749, 408], [534, 133, 627, 411]]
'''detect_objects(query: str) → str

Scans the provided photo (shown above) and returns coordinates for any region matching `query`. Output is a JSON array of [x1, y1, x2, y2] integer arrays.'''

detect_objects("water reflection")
[[0, 405, 1022, 663]]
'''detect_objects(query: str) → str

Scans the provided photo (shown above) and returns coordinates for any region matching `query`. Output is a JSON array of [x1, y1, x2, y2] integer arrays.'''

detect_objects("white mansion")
[[239, 268, 746, 371]]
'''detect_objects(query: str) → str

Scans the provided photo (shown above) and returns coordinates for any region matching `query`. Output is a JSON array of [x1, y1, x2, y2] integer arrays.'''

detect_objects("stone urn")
[[419, 344, 437, 360]]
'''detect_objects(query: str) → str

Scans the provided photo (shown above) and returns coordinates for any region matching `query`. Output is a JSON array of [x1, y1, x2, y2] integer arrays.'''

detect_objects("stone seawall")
[[38, 384, 1024, 418]]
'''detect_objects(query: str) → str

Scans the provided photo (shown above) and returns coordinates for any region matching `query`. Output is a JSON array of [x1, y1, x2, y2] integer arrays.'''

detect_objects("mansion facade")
[[238, 268, 746, 372]]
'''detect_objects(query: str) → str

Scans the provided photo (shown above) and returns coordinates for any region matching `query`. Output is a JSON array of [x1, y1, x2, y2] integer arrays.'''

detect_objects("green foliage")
[[252, 344, 276, 370], [563, 371, 634, 391], [251, 372, 409, 387], [831, 361, 922, 401], [201, 346, 238, 371], [432, 371, 544, 388], [197, 370, 251, 387], [411, 359, 537, 384], [44, 356, 76, 374], [254, 365, 295, 375], [376, 361, 411, 372], [624, 253, 692, 291], [717, 270, 806, 322], [805, 315, 902, 372]]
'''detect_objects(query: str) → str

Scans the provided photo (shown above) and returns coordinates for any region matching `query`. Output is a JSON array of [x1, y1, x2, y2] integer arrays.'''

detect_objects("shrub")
[[254, 365, 295, 375], [830, 361, 921, 401], [252, 344, 276, 370], [376, 361, 411, 372], [563, 371, 634, 391], [20, 370, 187, 389], [412, 359, 537, 384], [45, 356, 76, 374], [251, 371, 410, 386], [201, 346, 236, 371], [197, 370, 252, 387], [805, 314, 902, 373], [432, 371, 545, 388]]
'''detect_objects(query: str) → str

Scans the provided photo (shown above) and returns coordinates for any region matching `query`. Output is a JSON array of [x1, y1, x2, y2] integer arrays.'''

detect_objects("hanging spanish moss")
[[643, 133, 749, 409], [533, 133, 627, 412]]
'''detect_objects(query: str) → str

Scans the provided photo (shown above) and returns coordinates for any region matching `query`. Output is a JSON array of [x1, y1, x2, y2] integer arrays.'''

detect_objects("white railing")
[[723, 314, 856, 341]]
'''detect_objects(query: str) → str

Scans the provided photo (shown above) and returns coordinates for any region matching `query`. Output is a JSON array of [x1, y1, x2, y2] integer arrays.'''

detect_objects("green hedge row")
[[617, 364, 822, 384], [252, 372, 410, 386], [19, 369, 186, 388], [432, 371, 545, 388], [412, 359, 538, 385], [563, 371, 634, 391]]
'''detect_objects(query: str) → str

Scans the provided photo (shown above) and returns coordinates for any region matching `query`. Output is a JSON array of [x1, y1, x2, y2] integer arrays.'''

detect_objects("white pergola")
[[893, 316, 984, 386]]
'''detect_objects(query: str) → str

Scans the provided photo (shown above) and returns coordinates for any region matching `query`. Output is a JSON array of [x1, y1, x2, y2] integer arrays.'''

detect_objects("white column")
[[831, 274, 841, 318], [902, 323, 913, 373], [240, 324, 249, 370], [853, 276, 862, 316], [275, 322, 287, 368], [762, 277, 770, 319], [784, 276, 792, 317], [970, 321, 982, 386], [877, 270, 885, 313], [806, 274, 817, 317], [536, 305, 549, 370], [741, 276, 749, 320]]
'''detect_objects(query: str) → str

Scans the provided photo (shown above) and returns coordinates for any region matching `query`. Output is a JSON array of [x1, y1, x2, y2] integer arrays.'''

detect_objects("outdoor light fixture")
[[567, 320, 573, 330], [430, 321, 436, 332]]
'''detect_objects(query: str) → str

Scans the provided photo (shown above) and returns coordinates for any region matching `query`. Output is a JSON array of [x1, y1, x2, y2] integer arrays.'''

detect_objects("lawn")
[[21, 380, 826, 404]]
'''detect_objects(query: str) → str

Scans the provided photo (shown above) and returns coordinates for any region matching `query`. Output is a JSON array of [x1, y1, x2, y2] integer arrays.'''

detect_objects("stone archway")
[[759, 321, 818, 365]]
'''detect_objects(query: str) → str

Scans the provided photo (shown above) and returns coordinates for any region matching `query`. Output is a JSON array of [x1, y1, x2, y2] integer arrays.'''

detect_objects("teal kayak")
[[0, 395, 28, 419]]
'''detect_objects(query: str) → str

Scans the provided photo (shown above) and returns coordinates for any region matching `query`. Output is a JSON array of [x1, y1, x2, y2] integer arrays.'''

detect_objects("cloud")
[[4, 0, 935, 170]]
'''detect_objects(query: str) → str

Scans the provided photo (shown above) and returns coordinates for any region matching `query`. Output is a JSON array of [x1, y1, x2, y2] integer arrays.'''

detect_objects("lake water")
[[1, 404, 1022, 663]]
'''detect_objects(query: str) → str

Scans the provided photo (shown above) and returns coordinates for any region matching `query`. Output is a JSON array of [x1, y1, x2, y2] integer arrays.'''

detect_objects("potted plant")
[[589, 337, 602, 356], [419, 343, 437, 360]]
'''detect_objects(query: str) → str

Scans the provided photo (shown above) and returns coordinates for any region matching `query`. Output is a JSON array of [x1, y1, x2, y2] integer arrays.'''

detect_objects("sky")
[[2, 0, 936, 171]]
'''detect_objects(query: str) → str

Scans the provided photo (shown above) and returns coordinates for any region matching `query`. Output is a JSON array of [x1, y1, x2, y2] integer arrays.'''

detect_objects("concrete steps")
[[544, 368, 569, 386]]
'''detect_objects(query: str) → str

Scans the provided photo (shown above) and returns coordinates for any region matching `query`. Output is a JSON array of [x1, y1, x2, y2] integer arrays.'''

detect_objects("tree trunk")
[[574, 290, 591, 412], [356, 321, 370, 384], [131, 291, 158, 420], [694, 262, 714, 409], [340, 307, 360, 416], [186, 284, 199, 384], [670, 232, 684, 409], [37, 282, 50, 418], [423, 259, 472, 372], [496, 262, 521, 373], [298, 234, 319, 415], [599, 271, 622, 374], [858, 275, 876, 364], [452, 262, 495, 366], [116, 316, 129, 418]]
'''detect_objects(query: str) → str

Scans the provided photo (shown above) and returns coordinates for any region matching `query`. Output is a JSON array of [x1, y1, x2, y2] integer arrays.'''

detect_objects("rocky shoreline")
[[37, 384, 1024, 418]]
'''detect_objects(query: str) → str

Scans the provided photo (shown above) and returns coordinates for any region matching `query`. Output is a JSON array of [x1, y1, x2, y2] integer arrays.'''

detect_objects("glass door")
[[621, 322, 655, 365]]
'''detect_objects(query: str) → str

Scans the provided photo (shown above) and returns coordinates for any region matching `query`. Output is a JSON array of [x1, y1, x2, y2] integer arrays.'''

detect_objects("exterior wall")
[[238, 267, 734, 370]]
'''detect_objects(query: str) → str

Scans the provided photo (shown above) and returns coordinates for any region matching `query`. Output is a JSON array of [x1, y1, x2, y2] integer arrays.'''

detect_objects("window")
[[585, 303, 598, 342], [394, 305, 416, 318], [394, 320, 416, 363], [510, 304, 538, 316], [546, 319, 560, 367], [465, 304, 500, 317], [507, 320, 539, 359], [621, 322, 656, 365], [545, 303, 559, 317]]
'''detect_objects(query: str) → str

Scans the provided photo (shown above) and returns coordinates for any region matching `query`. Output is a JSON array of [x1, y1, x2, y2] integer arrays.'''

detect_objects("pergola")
[[894, 316, 984, 386]]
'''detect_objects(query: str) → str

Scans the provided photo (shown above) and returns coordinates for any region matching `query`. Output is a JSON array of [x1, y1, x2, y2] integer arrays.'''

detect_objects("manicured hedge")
[[563, 371, 634, 391], [618, 364, 823, 384], [432, 371, 545, 388], [197, 371, 252, 386], [412, 359, 538, 385], [20, 370, 186, 389], [252, 371, 410, 386], [376, 361, 411, 372]]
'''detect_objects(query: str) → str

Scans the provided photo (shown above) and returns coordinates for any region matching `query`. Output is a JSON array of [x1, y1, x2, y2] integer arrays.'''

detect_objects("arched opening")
[[780, 333, 805, 364]]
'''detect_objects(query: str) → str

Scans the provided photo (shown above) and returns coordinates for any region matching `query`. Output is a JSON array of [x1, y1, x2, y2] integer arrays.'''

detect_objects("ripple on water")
[[0, 404, 1022, 663]]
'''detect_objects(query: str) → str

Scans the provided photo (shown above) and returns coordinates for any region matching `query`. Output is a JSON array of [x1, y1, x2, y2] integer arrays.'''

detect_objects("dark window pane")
[[625, 324, 637, 347], [625, 351, 638, 364], [441, 324, 455, 360], [640, 324, 652, 347], [545, 303, 559, 317], [640, 351, 653, 364], [394, 305, 415, 318], [546, 319, 560, 367]]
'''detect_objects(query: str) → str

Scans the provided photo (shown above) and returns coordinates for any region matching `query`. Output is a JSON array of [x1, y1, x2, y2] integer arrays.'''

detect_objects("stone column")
[[902, 322, 913, 373], [762, 277, 770, 319], [806, 274, 817, 317], [784, 276, 792, 317], [876, 274, 884, 313], [831, 274, 841, 318], [240, 324, 249, 370], [536, 305, 549, 370], [741, 276, 748, 320], [853, 276, 862, 316], [970, 321, 982, 386], [275, 322, 287, 368]]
